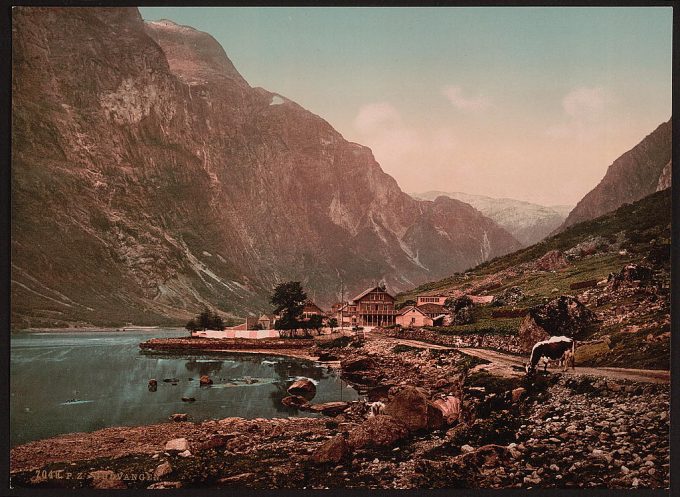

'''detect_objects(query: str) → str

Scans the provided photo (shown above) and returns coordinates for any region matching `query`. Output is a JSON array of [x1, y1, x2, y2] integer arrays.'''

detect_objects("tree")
[[186, 307, 225, 333], [185, 318, 199, 334], [308, 314, 324, 335], [327, 317, 338, 333], [271, 282, 307, 338]]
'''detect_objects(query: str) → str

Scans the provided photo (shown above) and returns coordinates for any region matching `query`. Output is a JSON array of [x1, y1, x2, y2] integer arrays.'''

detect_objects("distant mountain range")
[[411, 192, 572, 246], [11, 8, 521, 328]]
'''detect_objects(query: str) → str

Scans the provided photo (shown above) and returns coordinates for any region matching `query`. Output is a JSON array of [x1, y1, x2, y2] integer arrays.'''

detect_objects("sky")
[[139, 7, 672, 206]]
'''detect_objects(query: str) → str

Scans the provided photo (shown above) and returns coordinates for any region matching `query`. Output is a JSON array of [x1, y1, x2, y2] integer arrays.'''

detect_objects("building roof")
[[351, 285, 394, 302], [303, 301, 324, 314], [398, 305, 428, 316], [417, 303, 449, 315]]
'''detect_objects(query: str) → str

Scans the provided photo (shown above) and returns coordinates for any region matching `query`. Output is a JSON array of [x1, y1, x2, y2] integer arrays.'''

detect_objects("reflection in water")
[[184, 360, 224, 376], [10, 330, 359, 446]]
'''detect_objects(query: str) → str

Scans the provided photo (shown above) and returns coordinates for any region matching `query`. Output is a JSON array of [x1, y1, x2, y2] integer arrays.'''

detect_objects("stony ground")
[[10, 336, 669, 490]]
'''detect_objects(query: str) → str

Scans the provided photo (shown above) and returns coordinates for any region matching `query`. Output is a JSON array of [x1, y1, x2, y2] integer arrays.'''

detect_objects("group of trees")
[[271, 281, 335, 338], [185, 308, 225, 332], [184, 281, 339, 338]]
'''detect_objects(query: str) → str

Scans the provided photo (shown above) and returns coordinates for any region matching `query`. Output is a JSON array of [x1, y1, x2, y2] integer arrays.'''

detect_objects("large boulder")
[[452, 306, 475, 325], [518, 295, 596, 352], [432, 395, 461, 424], [608, 264, 654, 290], [164, 438, 189, 452], [347, 415, 409, 449], [287, 378, 316, 397], [518, 314, 550, 353], [199, 375, 213, 386], [281, 395, 310, 409], [341, 357, 373, 372], [153, 462, 173, 479], [312, 434, 351, 464], [491, 286, 524, 307], [534, 250, 569, 271], [307, 401, 350, 416], [384, 386, 444, 431]]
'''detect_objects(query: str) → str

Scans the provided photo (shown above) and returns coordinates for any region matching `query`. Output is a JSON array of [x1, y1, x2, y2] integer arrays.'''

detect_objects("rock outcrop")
[[560, 119, 671, 231], [384, 386, 444, 432], [518, 295, 596, 352], [11, 7, 521, 328]]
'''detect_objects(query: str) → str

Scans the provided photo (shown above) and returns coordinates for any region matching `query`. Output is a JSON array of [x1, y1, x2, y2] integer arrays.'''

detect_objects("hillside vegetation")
[[396, 189, 671, 369]]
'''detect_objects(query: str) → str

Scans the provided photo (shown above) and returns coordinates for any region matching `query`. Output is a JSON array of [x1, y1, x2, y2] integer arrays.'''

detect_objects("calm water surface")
[[10, 330, 358, 446]]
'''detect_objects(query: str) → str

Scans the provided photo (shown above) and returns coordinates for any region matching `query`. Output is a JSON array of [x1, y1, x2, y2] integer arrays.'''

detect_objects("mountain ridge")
[[412, 191, 572, 246], [558, 119, 671, 231], [11, 8, 520, 328]]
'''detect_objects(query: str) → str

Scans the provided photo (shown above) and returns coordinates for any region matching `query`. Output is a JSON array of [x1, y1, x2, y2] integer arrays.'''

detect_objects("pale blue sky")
[[140, 7, 672, 205]]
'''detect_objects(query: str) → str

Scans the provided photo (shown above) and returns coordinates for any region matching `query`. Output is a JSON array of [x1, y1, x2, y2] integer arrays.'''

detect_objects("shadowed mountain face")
[[559, 119, 671, 232], [412, 191, 572, 246], [11, 8, 520, 328]]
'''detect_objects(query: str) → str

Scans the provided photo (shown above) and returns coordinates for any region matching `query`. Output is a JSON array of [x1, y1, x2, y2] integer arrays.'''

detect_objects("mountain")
[[11, 8, 521, 329], [412, 191, 571, 246], [559, 119, 671, 231], [398, 188, 671, 369]]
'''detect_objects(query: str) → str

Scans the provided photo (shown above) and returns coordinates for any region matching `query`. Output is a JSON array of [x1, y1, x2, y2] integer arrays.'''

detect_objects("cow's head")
[[525, 362, 535, 375]]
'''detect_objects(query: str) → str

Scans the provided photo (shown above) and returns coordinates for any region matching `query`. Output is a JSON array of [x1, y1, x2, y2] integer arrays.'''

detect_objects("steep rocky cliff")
[[559, 119, 671, 231], [11, 8, 520, 328]]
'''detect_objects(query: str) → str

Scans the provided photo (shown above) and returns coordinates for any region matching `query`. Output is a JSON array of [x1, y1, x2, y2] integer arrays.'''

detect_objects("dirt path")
[[386, 337, 669, 384]]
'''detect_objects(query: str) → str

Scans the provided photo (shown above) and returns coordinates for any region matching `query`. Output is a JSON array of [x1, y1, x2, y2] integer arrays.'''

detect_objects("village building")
[[226, 316, 260, 331], [302, 301, 325, 319], [416, 294, 449, 306], [396, 306, 433, 327], [257, 314, 277, 330], [417, 303, 449, 320], [337, 286, 397, 327]]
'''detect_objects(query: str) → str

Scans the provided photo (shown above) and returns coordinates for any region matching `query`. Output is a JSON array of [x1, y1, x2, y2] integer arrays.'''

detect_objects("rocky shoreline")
[[10, 335, 669, 489]]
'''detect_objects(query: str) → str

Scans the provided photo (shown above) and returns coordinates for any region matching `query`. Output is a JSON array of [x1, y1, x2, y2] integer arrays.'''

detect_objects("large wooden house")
[[338, 286, 396, 327]]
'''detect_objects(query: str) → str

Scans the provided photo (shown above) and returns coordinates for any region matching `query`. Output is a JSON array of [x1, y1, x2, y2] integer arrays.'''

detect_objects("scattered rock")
[[307, 402, 350, 416], [432, 395, 461, 424], [608, 264, 655, 290], [147, 481, 182, 489], [170, 413, 188, 422], [153, 461, 173, 479], [287, 378, 317, 396], [341, 357, 373, 372], [511, 387, 527, 403], [348, 415, 409, 449], [384, 386, 444, 431], [281, 395, 309, 409], [535, 250, 569, 271], [491, 286, 524, 306], [312, 434, 351, 464], [199, 375, 213, 386], [164, 438, 189, 452]]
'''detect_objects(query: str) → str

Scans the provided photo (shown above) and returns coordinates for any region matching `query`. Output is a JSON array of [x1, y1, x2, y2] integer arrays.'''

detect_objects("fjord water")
[[10, 330, 358, 446]]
